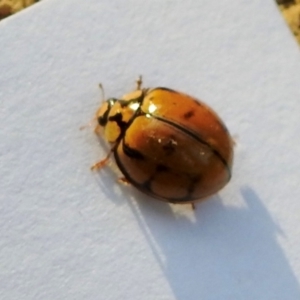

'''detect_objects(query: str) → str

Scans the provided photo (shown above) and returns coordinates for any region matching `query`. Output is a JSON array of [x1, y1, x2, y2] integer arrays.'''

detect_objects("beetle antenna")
[[98, 83, 105, 102], [136, 75, 143, 90], [79, 118, 95, 131]]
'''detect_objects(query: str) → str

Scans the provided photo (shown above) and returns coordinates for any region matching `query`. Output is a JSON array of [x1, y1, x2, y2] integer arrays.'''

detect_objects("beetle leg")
[[91, 156, 110, 171], [231, 135, 238, 147], [80, 117, 96, 131], [91, 150, 112, 171], [118, 177, 131, 185], [136, 75, 143, 90], [191, 203, 196, 210], [94, 124, 102, 136], [91, 142, 118, 171]]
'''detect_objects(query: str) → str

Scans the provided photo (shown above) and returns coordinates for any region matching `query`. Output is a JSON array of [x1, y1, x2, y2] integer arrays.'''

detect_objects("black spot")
[[162, 138, 177, 155], [156, 164, 169, 172], [122, 141, 145, 160], [108, 113, 127, 130], [183, 110, 195, 119]]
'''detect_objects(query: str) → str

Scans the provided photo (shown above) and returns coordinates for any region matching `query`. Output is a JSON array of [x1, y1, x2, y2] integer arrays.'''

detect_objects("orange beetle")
[[92, 77, 233, 204]]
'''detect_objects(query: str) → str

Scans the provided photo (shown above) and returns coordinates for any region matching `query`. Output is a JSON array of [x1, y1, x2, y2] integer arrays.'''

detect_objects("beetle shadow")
[[94, 165, 300, 299], [118, 184, 300, 299]]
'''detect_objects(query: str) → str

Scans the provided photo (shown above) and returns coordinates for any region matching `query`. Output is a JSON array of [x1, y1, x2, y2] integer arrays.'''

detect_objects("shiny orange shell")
[[111, 87, 233, 203]]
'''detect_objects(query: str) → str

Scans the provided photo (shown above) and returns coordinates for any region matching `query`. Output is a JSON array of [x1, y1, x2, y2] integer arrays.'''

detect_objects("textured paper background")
[[1, 0, 300, 299]]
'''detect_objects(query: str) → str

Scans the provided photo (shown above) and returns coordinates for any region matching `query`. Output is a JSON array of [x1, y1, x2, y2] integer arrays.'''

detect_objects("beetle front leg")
[[91, 143, 118, 171], [91, 155, 110, 171], [118, 177, 131, 185], [94, 124, 102, 136]]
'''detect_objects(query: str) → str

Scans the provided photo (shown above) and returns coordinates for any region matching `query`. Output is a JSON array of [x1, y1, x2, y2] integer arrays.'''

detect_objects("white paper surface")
[[1, 0, 300, 299]]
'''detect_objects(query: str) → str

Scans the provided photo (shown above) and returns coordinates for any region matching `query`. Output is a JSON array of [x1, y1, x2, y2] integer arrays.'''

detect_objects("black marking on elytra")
[[152, 87, 178, 94], [183, 110, 195, 120], [108, 112, 128, 130], [122, 141, 145, 160], [162, 138, 177, 155], [156, 164, 170, 172], [114, 145, 157, 198], [131, 163, 172, 197]]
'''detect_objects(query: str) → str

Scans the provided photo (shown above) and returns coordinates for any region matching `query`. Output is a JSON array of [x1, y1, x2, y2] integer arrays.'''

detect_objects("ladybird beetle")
[[92, 77, 233, 204]]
